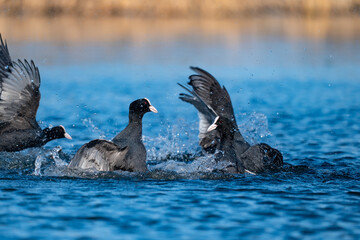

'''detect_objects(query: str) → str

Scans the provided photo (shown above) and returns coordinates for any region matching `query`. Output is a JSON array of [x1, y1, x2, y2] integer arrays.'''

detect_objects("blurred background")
[[1, 0, 359, 72], [1, 0, 359, 60], [1, 0, 360, 17], [1, 2, 360, 239]]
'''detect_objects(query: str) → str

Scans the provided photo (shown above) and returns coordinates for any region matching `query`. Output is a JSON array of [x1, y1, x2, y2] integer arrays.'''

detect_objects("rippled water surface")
[[0, 17, 360, 239]]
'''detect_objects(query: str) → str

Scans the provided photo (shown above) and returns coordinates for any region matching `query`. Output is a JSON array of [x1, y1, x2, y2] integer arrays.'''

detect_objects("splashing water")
[[1, 113, 274, 180], [82, 118, 107, 139], [145, 118, 200, 163], [34, 155, 45, 176], [238, 112, 272, 144]]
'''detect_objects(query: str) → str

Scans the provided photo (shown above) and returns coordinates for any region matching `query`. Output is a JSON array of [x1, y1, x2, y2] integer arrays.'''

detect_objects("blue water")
[[1, 25, 360, 239]]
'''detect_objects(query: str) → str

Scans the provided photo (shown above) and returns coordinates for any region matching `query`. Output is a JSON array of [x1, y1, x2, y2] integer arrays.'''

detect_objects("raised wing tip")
[[0, 34, 5, 45], [178, 82, 192, 92], [190, 66, 202, 72], [191, 66, 211, 76], [24, 59, 31, 68], [190, 66, 217, 80], [0, 35, 10, 54], [177, 82, 185, 87], [179, 93, 192, 100], [177, 82, 186, 90], [188, 74, 204, 82]]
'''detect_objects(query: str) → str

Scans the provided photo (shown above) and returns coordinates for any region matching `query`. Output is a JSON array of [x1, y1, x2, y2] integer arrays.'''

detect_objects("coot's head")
[[43, 125, 72, 141], [129, 98, 158, 115], [207, 116, 236, 138]]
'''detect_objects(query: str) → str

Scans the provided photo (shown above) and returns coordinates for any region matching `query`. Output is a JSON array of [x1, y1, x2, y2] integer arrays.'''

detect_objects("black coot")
[[68, 98, 157, 172], [0, 34, 72, 152], [179, 67, 283, 173]]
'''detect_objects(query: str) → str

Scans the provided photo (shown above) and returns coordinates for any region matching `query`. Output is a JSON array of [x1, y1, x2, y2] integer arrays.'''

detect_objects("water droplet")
[[34, 155, 45, 176]]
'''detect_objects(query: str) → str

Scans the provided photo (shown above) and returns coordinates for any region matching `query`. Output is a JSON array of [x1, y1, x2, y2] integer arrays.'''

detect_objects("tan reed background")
[[0, 0, 359, 17]]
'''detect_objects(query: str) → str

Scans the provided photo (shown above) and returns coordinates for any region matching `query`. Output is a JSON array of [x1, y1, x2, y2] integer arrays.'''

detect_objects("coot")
[[179, 67, 283, 173], [68, 98, 157, 172], [0, 34, 71, 152]]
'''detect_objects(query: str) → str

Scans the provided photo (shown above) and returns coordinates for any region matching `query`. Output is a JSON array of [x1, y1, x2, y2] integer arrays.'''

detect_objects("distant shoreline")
[[1, 0, 360, 18], [1, 15, 360, 45]]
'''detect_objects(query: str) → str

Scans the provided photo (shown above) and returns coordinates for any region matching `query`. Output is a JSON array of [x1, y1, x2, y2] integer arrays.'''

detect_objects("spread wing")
[[0, 34, 12, 77], [178, 82, 220, 150], [188, 67, 237, 125], [0, 36, 41, 132], [179, 67, 244, 150], [0, 35, 41, 132]]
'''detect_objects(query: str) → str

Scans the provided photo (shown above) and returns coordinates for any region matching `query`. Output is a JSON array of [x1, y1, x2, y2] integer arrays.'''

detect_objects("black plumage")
[[0, 34, 71, 152], [68, 98, 158, 172], [179, 67, 283, 173]]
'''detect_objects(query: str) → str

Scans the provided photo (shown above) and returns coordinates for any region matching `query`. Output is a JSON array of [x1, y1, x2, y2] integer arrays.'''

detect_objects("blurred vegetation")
[[0, 0, 360, 17]]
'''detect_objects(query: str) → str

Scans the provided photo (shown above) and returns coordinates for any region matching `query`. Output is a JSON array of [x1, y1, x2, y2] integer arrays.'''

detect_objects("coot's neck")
[[113, 110, 144, 144], [128, 111, 144, 137], [129, 110, 145, 124]]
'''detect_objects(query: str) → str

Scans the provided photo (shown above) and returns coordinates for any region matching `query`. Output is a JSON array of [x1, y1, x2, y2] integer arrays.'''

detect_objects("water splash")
[[49, 146, 67, 167], [2, 113, 354, 180], [82, 118, 107, 139], [238, 112, 272, 144], [32, 146, 69, 176], [145, 118, 199, 162], [34, 155, 46, 176]]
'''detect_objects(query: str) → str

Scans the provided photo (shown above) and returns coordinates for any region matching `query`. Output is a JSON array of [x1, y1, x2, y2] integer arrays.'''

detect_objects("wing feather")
[[0, 34, 12, 76], [189, 66, 237, 125], [69, 140, 129, 171], [178, 82, 218, 148], [179, 67, 249, 151], [0, 59, 41, 131]]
